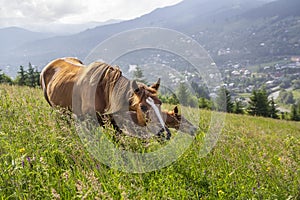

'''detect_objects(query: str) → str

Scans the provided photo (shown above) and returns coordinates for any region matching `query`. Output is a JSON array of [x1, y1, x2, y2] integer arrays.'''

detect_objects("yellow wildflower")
[[278, 157, 282, 161], [19, 148, 25, 153]]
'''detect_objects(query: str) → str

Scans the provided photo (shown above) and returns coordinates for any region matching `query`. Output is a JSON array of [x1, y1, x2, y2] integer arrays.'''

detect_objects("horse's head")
[[129, 78, 162, 126], [164, 106, 198, 136]]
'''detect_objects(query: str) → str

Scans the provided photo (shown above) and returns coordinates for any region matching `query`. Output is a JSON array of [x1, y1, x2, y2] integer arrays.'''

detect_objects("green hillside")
[[0, 85, 299, 199]]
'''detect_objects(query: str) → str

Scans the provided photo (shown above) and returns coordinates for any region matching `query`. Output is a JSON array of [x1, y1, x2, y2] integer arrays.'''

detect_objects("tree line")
[[0, 63, 40, 87], [162, 82, 300, 122], [212, 84, 300, 121]]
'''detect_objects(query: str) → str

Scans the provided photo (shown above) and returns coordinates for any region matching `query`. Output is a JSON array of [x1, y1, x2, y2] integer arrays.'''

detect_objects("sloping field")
[[0, 85, 299, 199]]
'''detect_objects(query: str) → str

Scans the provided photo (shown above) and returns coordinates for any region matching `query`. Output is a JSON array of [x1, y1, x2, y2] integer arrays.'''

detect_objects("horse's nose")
[[189, 126, 198, 136]]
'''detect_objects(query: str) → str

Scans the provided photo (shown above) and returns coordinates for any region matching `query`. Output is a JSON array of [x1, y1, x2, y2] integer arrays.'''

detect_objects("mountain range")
[[1, 0, 300, 77]]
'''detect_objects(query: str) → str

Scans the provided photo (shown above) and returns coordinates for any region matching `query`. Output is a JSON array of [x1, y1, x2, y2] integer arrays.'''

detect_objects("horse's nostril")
[[190, 126, 197, 135], [140, 105, 148, 112]]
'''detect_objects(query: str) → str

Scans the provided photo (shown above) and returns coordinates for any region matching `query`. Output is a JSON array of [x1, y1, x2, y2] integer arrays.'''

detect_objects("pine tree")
[[248, 90, 258, 116], [16, 65, 26, 86], [177, 82, 189, 106], [290, 101, 300, 121], [26, 62, 36, 87], [269, 97, 279, 119], [34, 67, 41, 86], [248, 89, 270, 117], [290, 104, 300, 121], [258, 89, 270, 117], [233, 100, 244, 114], [216, 87, 233, 113], [133, 66, 147, 84], [226, 89, 234, 113]]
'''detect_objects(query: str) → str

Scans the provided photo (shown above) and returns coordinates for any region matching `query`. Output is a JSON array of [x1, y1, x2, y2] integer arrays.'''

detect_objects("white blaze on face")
[[146, 97, 165, 129]]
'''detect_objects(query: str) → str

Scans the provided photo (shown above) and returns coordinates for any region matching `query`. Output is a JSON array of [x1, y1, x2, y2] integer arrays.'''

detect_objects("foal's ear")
[[150, 78, 160, 90], [173, 106, 179, 115], [132, 80, 140, 94]]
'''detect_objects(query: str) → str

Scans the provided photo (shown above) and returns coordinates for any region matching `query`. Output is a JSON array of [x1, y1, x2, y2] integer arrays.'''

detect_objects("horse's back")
[[40, 57, 84, 108]]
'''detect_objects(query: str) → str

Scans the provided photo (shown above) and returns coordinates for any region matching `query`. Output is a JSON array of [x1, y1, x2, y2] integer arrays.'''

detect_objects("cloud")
[[0, 0, 85, 27], [0, 0, 182, 30], [60, 0, 183, 23]]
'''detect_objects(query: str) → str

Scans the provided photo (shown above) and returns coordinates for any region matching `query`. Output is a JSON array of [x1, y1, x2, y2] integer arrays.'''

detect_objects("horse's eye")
[[157, 100, 162, 105], [134, 87, 140, 93], [140, 105, 148, 112]]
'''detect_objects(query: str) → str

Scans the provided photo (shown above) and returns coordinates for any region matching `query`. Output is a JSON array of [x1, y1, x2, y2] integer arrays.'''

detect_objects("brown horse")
[[40, 57, 162, 128]]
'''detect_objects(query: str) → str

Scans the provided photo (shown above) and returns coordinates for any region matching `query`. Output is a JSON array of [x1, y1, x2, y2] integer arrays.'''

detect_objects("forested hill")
[[1, 0, 300, 76], [242, 0, 300, 19]]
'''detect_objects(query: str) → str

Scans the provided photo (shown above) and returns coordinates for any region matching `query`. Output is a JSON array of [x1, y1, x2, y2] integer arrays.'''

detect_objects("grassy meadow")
[[0, 84, 299, 199]]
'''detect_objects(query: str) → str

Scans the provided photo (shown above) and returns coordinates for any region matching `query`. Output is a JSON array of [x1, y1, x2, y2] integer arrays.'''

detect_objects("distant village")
[[160, 55, 300, 111]]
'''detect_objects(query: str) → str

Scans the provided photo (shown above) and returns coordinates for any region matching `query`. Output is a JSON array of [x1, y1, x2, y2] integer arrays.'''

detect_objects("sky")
[[0, 0, 183, 31]]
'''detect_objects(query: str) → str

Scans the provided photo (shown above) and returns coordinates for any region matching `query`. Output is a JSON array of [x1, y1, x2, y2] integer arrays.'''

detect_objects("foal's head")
[[163, 106, 198, 136]]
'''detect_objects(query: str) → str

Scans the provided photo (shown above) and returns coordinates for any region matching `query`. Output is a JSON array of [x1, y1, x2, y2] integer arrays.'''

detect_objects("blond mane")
[[76, 62, 133, 115]]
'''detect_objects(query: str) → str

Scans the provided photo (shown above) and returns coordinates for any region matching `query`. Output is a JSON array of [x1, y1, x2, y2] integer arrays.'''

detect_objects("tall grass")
[[0, 85, 299, 199]]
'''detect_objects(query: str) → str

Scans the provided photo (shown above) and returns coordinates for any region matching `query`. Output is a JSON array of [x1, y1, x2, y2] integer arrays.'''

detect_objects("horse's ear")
[[132, 80, 140, 94], [173, 106, 179, 115], [151, 78, 160, 90]]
